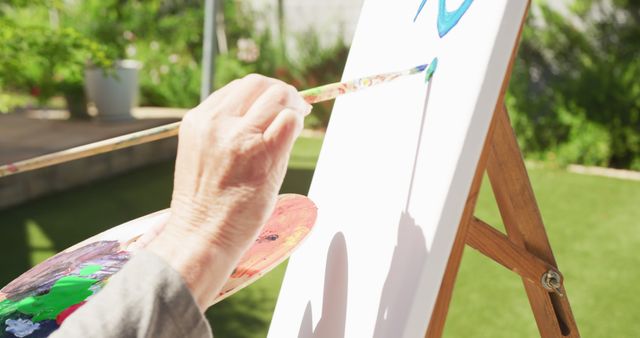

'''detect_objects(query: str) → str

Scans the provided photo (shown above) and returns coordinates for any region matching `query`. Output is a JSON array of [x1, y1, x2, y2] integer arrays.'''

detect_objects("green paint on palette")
[[79, 264, 102, 276], [13, 275, 98, 321], [425, 57, 438, 83], [0, 299, 17, 317]]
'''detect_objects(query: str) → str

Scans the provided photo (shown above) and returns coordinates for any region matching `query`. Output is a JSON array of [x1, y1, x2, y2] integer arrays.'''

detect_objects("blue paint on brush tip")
[[415, 64, 428, 72], [425, 57, 438, 82]]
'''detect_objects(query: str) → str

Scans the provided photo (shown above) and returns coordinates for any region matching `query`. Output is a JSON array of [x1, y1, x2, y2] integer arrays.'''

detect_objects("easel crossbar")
[[466, 217, 560, 287]]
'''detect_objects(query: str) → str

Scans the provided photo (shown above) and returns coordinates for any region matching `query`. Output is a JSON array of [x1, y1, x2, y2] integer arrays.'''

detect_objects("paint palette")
[[0, 194, 317, 338]]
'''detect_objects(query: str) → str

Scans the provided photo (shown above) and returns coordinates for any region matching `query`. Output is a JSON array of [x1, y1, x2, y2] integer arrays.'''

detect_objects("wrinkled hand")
[[146, 74, 312, 310]]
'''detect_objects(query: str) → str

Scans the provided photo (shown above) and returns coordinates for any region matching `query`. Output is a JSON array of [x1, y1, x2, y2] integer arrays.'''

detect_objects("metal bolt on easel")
[[541, 270, 564, 297]]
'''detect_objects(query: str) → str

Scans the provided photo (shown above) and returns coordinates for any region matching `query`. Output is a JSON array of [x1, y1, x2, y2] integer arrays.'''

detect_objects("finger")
[[244, 83, 311, 132], [262, 107, 304, 163], [127, 213, 171, 251], [197, 74, 277, 117]]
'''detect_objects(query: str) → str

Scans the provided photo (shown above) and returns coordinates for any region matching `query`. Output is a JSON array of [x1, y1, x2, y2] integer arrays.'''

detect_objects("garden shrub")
[[1, 0, 351, 128], [508, 0, 640, 169], [554, 103, 612, 167], [0, 12, 112, 105]]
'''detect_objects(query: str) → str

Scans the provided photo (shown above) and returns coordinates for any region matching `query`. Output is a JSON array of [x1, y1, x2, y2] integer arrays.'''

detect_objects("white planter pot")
[[85, 60, 142, 120]]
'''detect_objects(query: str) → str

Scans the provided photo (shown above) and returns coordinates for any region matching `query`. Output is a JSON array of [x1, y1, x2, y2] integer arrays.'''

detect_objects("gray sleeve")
[[51, 250, 212, 338]]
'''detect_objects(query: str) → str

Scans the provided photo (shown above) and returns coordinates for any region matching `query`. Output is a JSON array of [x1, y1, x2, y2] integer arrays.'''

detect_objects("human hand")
[[146, 74, 312, 310]]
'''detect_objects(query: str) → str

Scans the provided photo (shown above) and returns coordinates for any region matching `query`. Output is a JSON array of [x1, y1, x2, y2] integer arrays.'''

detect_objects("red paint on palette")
[[55, 301, 86, 325]]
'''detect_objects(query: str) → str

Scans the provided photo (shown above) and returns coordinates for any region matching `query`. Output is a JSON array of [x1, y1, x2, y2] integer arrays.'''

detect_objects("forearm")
[[145, 219, 250, 311], [51, 250, 212, 338]]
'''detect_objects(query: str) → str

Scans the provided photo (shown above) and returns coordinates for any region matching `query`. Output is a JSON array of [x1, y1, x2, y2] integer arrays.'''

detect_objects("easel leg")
[[426, 106, 580, 337], [486, 105, 580, 337], [424, 113, 496, 338]]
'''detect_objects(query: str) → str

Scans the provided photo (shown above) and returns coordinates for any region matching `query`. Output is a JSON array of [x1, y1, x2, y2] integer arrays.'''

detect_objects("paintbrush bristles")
[[0, 64, 429, 177]]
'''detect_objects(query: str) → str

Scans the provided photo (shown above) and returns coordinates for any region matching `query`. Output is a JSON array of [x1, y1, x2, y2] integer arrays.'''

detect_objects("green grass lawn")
[[1, 135, 639, 337]]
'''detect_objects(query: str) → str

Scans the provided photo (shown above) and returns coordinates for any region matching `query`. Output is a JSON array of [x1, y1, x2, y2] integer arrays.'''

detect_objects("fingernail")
[[290, 94, 312, 116], [303, 103, 313, 116]]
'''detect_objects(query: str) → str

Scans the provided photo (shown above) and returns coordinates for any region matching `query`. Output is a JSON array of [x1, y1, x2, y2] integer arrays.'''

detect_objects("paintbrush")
[[0, 60, 437, 177], [300, 60, 436, 103]]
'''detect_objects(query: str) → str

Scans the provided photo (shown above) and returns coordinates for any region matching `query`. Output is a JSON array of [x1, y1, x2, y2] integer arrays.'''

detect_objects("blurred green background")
[[1, 0, 640, 337], [1, 0, 639, 166]]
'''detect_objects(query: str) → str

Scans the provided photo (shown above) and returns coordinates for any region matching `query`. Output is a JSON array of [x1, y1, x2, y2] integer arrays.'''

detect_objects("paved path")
[[0, 107, 185, 164], [0, 107, 185, 209]]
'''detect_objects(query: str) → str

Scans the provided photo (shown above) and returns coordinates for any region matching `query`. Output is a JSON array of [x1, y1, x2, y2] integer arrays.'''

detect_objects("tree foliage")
[[508, 0, 640, 169]]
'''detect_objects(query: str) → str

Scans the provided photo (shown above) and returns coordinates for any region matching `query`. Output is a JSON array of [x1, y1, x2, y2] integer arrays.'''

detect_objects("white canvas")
[[269, 0, 529, 337]]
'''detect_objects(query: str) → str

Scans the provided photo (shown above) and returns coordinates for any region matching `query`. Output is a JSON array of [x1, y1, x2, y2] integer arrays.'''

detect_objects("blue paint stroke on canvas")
[[414, 0, 475, 37], [413, 0, 428, 22], [437, 0, 474, 37]]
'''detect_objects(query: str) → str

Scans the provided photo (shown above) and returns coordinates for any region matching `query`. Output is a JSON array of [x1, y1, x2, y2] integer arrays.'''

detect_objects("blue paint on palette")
[[414, 0, 475, 37]]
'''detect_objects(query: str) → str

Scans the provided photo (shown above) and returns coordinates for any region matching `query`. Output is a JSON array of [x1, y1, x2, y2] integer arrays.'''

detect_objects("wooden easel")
[[425, 6, 581, 338]]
